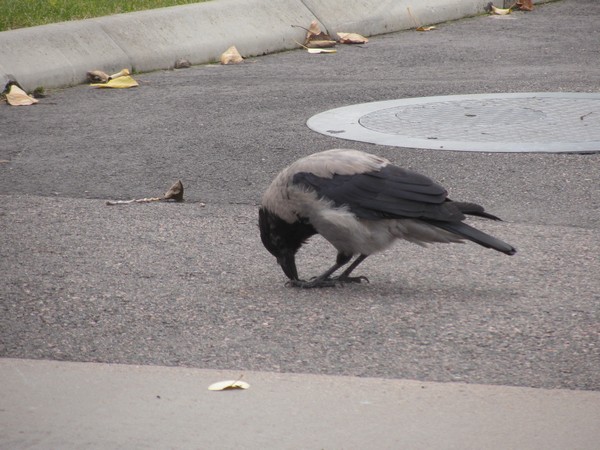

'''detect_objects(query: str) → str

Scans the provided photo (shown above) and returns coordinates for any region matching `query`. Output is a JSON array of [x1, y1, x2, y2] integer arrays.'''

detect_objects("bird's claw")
[[339, 275, 370, 284], [286, 275, 369, 289]]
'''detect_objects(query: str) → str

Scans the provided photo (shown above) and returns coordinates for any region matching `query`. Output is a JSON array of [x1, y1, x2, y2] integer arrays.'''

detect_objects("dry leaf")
[[6, 84, 39, 106], [87, 70, 110, 83], [307, 20, 321, 36], [109, 69, 130, 80], [416, 26, 436, 31], [88, 68, 132, 85], [307, 48, 337, 54], [174, 58, 191, 69], [90, 75, 138, 89], [220, 46, 243, 65], [304, 20, 331, 44], [337, 32, 368, 44], [516, 0, 534, 11], [491, 5, 512, 15], [208, 380, 250, 391], [163, 180, 184, 201], [305, 40, 337, 48]]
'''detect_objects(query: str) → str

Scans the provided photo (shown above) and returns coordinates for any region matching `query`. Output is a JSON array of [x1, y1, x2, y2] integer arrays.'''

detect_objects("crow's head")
[[258, 207, 317, 280]]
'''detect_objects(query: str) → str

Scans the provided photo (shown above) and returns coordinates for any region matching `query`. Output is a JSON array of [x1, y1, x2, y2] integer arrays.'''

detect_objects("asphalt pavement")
[[1, 0, 600, 448]]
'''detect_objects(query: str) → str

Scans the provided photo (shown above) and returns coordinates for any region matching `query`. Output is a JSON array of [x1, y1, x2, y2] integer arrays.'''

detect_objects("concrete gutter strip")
[[0, 0, 547, 92], [2, 358, 600, 449]]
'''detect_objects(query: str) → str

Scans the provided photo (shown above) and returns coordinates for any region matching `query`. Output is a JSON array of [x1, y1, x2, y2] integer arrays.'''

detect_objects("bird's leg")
[[288, 260, 346, 288], [335, 254, 369, 284], [288, 253, 369, 288]]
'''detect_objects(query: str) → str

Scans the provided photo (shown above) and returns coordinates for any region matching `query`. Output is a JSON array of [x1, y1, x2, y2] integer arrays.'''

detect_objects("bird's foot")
[[286, 275, 369, 289], [337, 275, 370, 284]]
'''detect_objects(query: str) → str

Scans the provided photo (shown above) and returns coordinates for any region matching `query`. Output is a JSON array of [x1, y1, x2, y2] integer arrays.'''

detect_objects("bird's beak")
[[277, 252, 299, 280]]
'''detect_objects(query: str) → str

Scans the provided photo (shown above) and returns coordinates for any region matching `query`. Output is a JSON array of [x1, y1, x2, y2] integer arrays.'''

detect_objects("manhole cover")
[[307, 92, 600, 153]]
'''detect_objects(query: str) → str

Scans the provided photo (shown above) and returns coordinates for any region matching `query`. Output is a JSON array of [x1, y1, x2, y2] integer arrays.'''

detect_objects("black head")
[[258, 207, 317, 280]]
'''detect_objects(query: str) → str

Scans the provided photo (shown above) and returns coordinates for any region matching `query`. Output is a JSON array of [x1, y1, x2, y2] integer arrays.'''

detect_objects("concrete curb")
[[2, 358, 600, 449], [0, 0, 530, 92]]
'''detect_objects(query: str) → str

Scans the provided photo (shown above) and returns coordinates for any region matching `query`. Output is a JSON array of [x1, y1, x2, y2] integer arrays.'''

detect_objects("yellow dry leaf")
[[208, 380, 250, 391], [416, 26, 436, 31], [491, 5, 512, 15], [6, 84, 39, 106], [90, 75, 138, 89], [337, 32, 368, 44], [307, 48, 337, 54], [109, 68, 130, 79], [220, 46, 244, 65]]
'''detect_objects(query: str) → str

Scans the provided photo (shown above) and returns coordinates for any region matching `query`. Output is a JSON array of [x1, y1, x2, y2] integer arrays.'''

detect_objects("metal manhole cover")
[[307, 92, 600, 153]]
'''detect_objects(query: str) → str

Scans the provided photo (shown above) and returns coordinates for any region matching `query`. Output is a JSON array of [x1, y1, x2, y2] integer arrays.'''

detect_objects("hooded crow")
[[259, 149, 516, 288]]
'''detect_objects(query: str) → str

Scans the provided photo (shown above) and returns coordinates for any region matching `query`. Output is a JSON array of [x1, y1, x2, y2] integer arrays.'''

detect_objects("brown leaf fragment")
[[303, 20, 331, 45], [174, 58, 192, 69], [304, 39, 337, 48], [6, 84, 38, 106], [336, 32, 368, 44], [516, 0, 534, 11], [163, 180, 184, 201], [87, 70, 110, 83], [220, 46, 244, 65]]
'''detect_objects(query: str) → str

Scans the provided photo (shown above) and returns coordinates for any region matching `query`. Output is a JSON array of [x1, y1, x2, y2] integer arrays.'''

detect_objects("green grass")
[[0, 0, 209, 32]]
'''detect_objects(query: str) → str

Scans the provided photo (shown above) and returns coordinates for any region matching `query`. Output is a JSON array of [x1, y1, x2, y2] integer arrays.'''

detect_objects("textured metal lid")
[[307, 93, 600, 153]]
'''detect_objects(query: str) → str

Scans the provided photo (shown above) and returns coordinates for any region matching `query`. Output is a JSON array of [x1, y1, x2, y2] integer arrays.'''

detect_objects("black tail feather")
[[432, 220, 517, 255], [452, 201, 503, 221]]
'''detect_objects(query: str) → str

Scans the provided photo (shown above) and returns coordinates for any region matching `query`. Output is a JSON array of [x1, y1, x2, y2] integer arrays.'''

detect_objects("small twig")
[[291, 24, 312, 33], [294, 40, 310, 50], [106, 180, 185, 206], [106, 197, 162, 206]]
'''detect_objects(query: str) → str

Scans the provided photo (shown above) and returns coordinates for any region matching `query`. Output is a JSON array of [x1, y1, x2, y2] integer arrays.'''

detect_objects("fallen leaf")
[[163, 180, 184, 201], [5, 84, 39, 106], [337, 32, 368, 44], [87, 70, 109, 83], [516, 0, 534, 10], [208, 380, 250, 391], [220, 46, 244, 65], [416, 26, 437, 31], [490, 5, 512, 15], [109, 68, 130, 80], [304, 20, 331, 44], [174, 58, 191, 69], [305, 39, 337, 48], [90, 75, 138, 89], [307, 48, 337, 54]]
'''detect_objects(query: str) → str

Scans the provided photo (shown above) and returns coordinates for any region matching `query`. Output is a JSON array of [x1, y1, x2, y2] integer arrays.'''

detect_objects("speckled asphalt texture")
[[1, 0, 599, 391]]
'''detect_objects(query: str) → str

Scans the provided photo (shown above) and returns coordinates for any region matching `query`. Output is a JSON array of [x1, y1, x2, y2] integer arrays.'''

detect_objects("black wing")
[[293, 165, 465, 222]]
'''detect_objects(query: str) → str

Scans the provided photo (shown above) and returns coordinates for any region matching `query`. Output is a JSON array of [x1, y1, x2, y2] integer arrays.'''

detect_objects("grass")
[[0, 0, 209, 32]]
